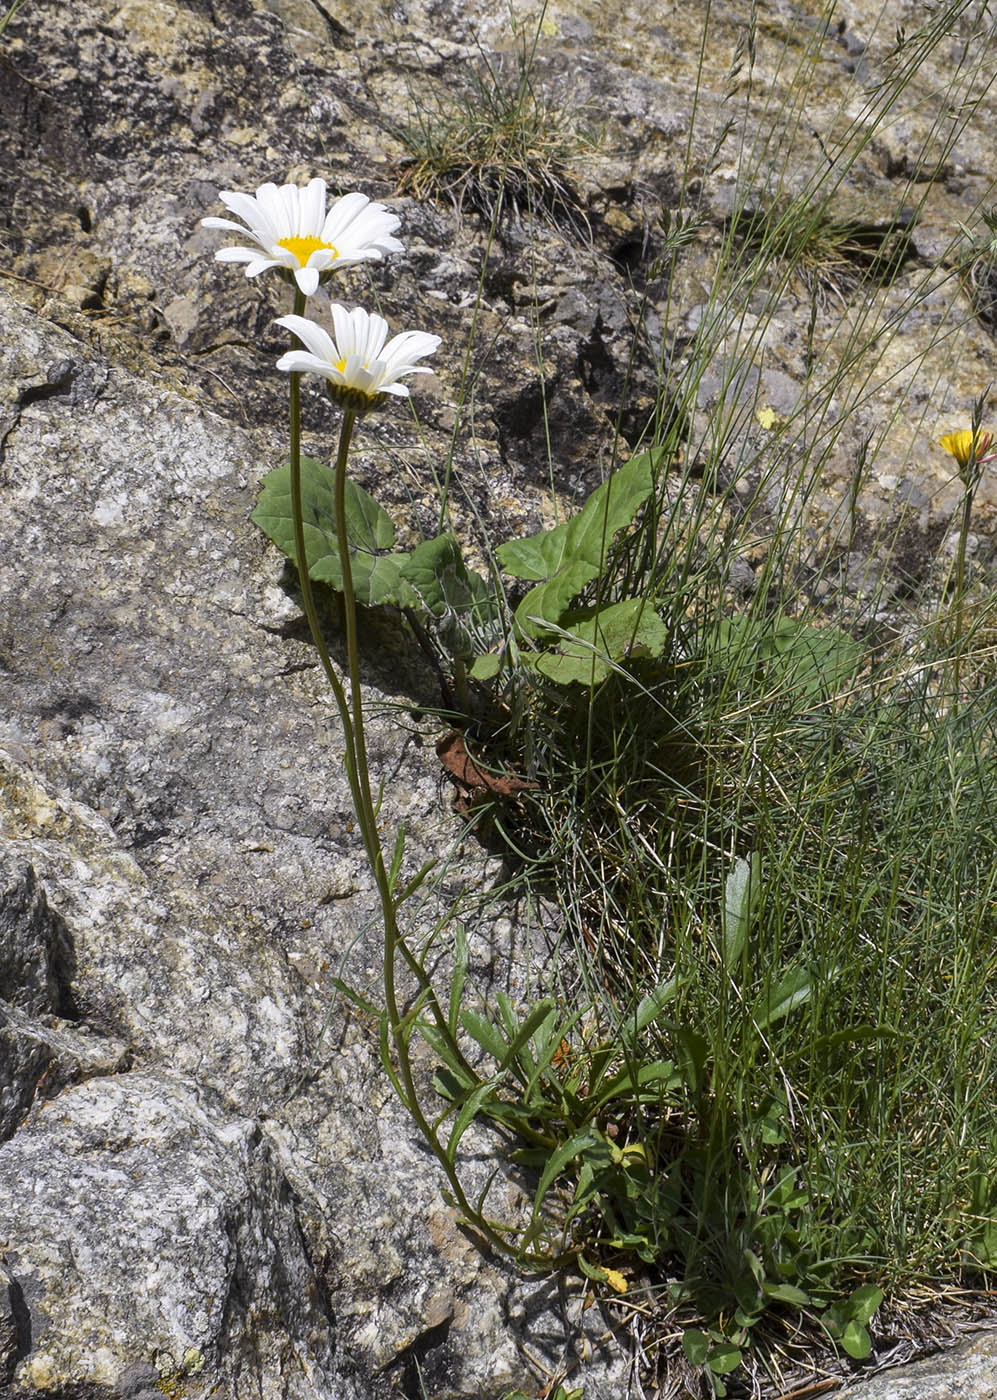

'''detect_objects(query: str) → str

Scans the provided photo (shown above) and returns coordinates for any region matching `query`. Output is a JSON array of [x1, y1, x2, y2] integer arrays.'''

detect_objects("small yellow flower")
[[939, 428, 995, 469], [603, 1268, 628, 1294]]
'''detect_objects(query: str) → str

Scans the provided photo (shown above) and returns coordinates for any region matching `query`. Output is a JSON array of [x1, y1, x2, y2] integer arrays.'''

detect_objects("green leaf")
[[762, 1282, 812, 1307], [252, 458, 417, 607], [469, 651, 503, 681], [388, 825, 406, 892], [328, 976, 382, 1019], [432, 1063, 476, 1100], [514, 562, 601, 640], [964, 1222, 997, 1268], [810, 1024, 903, 1055], [722, 853, 760, 971], [707, 1344, 743, 1375], [498, 448, 662, 582], [594, 1059, 683, 1110], [681, 1329, 710, 1366], [674, 1026, 709, 1093], [630, 976, 682, 1037], [496, 999, 558, 1077], [448, 923, 469, 1035], [848, 1285, 884, 1327], [841, 1321, 872, 1359], [399, 534, 500, 659], [394, 858, 437, 907], [446, 1074, 504, 1155], [753, 966, 812, 1031], [501, 450, 663, 638], [524, 598, 668, 684], [459, 1008, 510, 1064], [712, 615, 863, 703], [533, 1129, 608, 1206]]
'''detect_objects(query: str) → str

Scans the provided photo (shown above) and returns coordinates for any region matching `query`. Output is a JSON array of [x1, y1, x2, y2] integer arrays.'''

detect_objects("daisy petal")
[[322, 191, 372, 239], [295, 265, 321, 296], [214, 245, 263, 264], [218, 190, 272, 232], [300, 177, 327, 237], [274, 303, 438, 409], [243, 256, 282, 278], [202, 181, 404, 293], [275, 314, 339, 362], [275, 350, 342, 377]]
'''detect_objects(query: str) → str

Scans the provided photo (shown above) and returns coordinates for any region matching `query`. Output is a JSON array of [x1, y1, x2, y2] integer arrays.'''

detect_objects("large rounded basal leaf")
[[399, 535, 501, 660], [498, 449, 663, 634], [498, 448, 663, 581], [251, 458, 416, 607], [513, 562, 597, 640], [711, 615, 863, 703], [527, 598, 667, 686]]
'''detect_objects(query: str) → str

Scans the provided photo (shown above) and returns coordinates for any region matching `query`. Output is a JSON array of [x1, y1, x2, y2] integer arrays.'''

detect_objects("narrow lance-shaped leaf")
[[722, 853, 761, 972]]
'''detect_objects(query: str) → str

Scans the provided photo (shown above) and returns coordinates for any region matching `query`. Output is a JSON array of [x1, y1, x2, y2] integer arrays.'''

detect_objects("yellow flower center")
[[277, 235, 337, 266]]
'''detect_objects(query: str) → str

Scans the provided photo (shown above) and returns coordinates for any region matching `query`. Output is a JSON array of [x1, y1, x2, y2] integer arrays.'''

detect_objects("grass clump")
[[393, 18, 594, 226], [729, 198, 917, 308]]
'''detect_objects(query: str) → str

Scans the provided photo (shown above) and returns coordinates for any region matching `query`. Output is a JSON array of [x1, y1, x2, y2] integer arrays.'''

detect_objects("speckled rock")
[[844, 1328, 997, 1400]]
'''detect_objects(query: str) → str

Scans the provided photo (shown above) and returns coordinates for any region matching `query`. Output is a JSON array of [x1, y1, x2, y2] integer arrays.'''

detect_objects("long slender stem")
[[287, 330, 470, 1068], [951, 475, 975, 707], [286, 329, 567, 1267], [332, 411, 380, 848], [327, 411, 569, 1262], [287, 292, 367, 825]]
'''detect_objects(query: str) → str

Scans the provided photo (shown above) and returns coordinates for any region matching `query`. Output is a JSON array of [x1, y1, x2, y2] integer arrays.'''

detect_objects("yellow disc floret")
[[277, 235, 337, 266]]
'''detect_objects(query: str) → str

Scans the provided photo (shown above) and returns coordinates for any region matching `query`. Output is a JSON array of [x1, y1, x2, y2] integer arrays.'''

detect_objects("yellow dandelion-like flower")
[[939, 428, 995, 469]]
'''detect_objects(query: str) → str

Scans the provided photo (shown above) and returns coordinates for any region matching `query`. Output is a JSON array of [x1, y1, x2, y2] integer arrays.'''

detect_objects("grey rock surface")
[[1, 0, 995, 1396], [843, 1328, 997, 1400], [0, 286, 586, 1400]]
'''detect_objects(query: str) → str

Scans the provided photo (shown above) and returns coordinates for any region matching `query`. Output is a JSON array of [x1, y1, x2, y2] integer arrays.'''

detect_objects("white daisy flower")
[[201, 178, 403, 296], [275, 306, 441, 411]]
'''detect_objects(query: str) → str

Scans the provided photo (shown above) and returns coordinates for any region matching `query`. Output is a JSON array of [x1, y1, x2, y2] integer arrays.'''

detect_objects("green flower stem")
[[327, 409, 568, 1265], [285, 313, 463, 1065], [288, 378, 478, 1100], [287, 292, 366, 824], [330, 410, 379, 849], [951, 467, 977, 706], [285, 311, 567, 1269]]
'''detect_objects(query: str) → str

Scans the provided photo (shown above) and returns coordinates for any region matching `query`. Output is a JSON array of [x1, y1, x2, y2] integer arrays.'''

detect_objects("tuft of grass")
[[729, 198, 917, 308], [393, 18, 595, 228], [959, 204, 997, 336]]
